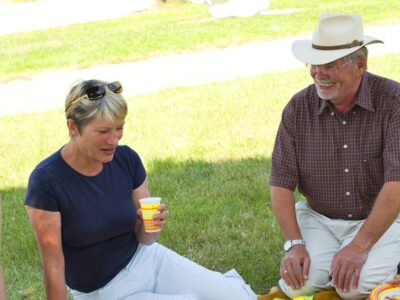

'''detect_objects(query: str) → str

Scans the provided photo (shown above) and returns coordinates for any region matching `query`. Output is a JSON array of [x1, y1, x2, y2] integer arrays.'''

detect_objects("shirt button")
[[343, 144, 348, 149], [346, 192, 351, 196], [342, 121, 347, 125], [331, 112, 334, 116], [344, 168, 349, 173], [348, 214, 353, 218]]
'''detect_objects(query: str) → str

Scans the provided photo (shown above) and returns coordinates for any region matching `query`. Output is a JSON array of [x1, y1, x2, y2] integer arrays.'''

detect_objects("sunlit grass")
[[0, 0, 399, 81]]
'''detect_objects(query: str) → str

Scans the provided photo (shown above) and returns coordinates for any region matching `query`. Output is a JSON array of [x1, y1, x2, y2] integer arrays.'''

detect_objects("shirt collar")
[[355, 72, 375, 112], [318, 98, 329, 115], [317, 72, 374, 115]]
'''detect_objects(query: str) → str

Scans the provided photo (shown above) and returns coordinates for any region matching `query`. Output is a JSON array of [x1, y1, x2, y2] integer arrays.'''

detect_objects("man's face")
[[310, 56, 365, 109]]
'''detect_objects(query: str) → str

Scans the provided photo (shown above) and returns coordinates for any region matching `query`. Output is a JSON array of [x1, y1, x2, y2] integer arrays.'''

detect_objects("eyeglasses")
[[309, 59, 354, 73], [85, 81, 123, 100], [65, 81, 123, 112]]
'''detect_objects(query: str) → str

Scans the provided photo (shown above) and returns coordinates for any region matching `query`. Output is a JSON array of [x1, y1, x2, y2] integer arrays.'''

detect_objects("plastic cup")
[[139, 197, 161, 233]]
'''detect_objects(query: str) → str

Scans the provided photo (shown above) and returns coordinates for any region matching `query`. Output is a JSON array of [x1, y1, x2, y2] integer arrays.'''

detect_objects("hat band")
[[312, 40, 364, 50]]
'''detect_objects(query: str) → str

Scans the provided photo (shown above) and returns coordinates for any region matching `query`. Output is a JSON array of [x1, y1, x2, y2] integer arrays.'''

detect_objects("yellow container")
[[139, 197, 161, 233]]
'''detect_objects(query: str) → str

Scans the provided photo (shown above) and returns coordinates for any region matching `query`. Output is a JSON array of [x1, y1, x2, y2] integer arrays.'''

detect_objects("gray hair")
[[65, 79, 128, 133], [347, 46, 368, 68]]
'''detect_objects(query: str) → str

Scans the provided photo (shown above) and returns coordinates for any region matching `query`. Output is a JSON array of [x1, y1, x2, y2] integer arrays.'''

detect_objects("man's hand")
[[330, 243, 368, 292], [388, 275, 400, 285], [280, 245, 310, 290]]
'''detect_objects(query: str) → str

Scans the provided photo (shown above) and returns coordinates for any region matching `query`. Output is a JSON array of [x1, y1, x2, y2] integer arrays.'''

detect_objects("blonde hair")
[[65, 79, 128, 133]]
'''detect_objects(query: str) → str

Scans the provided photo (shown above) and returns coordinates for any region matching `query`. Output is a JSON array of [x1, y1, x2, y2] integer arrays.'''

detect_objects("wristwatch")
[[284, 239, 305, 252]]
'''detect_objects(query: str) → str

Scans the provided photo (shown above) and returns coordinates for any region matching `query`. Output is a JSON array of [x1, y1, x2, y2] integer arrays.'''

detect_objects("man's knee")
[[279, 278, 330, 299], [336, 287, 368, 300], [335, 276, 375, 300]]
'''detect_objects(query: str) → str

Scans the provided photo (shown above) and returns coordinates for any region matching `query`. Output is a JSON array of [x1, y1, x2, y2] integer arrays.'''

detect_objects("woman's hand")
[[136, 203, 168, 232], [153, 203, 168, 230], [133, 179, 169, 244]]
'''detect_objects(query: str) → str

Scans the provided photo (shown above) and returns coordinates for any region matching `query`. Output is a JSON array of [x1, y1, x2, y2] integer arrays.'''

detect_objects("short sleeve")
[[126, 147, 147, 189], [383, 91, 400, 182], [25, 168, 59, 211], [269, 98, 299, 190]]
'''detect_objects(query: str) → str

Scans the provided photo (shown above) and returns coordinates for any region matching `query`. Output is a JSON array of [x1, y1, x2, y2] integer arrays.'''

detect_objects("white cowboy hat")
[[291, 13, 383, 65]]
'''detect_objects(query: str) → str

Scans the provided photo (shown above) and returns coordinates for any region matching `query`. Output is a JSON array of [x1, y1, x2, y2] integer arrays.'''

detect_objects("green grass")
[[1, 0, 400, 298], [1, 0, 399, 81], [1, 54, 400, 298]]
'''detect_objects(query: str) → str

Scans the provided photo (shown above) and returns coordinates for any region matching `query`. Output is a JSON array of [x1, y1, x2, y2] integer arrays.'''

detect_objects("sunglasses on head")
[[85, 81, 123, 100], [65, 81, 123, 113]]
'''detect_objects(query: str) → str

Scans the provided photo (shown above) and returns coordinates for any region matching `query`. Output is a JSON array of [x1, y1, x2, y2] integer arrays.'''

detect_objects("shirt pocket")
[[357, 156, 384, 204]]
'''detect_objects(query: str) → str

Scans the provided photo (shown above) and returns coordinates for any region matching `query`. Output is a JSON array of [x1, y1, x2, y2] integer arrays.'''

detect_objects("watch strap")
[[284, 239, 305, 252]]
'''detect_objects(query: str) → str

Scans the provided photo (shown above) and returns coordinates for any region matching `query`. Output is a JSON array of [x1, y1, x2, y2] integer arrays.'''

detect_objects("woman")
[[25, 79, 257, 300]]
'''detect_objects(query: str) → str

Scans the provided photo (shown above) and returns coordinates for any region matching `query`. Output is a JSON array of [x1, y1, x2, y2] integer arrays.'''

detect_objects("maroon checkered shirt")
[[270, 72, 400, 220]]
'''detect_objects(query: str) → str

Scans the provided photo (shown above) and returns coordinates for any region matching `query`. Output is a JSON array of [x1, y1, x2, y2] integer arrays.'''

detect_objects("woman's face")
[[73, 117, 125, 164]]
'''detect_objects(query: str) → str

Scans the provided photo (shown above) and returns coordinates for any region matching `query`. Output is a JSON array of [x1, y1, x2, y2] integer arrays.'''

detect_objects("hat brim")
[[291, 35, 383, 65]]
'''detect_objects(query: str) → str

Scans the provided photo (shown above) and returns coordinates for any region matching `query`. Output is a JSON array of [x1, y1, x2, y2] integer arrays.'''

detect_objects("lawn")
[[0, 0, 399, 81], [1, 0, 400, 298], [2, 54, 400, 298]]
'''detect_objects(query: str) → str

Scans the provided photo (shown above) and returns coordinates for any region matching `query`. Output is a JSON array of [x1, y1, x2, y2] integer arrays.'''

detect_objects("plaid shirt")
[[270, 72, 400, 220]]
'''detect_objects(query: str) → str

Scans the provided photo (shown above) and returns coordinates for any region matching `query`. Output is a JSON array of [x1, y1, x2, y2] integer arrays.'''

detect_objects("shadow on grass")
[[1, 155, 282, 298]]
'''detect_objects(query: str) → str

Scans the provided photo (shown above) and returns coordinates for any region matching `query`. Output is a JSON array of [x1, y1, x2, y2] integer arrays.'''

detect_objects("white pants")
[[69, 243, 256, 300], [279, 201, 400, 300]]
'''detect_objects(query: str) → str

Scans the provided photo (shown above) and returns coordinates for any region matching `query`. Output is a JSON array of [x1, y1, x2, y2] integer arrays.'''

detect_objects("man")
[[269, 13, 400, 300]]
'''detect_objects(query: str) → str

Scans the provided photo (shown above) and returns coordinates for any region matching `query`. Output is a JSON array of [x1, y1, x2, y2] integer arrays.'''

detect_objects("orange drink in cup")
[[139, 197, 161, 233]]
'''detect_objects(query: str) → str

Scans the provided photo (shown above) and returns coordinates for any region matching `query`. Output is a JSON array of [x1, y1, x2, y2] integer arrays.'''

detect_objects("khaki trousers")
[[279, 201, 400, 300]]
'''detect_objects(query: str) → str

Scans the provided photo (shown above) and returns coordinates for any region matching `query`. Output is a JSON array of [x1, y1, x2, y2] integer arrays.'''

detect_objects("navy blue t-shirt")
[[25, 145, 147, 292]]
